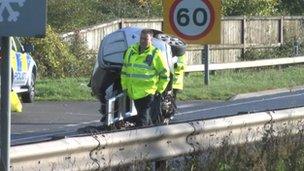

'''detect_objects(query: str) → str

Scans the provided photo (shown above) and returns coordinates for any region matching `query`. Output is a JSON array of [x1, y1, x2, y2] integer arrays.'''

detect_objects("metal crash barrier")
[[11, 107, 304, 171]]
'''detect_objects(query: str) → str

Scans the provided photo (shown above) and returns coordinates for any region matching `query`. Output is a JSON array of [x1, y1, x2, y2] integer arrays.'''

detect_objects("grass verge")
[[36, 77, 94, 101], [179, 66, 304, 101], [168, 122, 304, 171], [36, 66, 304, 101]]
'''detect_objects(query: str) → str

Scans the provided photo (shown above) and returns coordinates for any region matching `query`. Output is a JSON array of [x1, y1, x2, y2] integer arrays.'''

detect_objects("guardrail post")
[[155, 160, 167, 171], [279, 17, 284, 44], [204, 45, 210, 85], [0, 37, 11, 171], [119, 18, 124, 29], [294, 38, 299, 56], [242, 16, 246, 55]]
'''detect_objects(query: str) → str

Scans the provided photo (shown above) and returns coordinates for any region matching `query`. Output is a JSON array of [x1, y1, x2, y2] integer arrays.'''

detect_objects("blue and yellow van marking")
[[11, 50, 30, 83], [12, 51, 28, 72], [16, 52, 22, 71], [26, 54, 31, 69], [21, 53, 28, 71], [11, 51, 17, 72]]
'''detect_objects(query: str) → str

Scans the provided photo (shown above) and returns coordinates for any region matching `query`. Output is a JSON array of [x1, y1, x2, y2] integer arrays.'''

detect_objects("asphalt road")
[[11, 89, 304, 145], [12, 101, 101, 145], [173, 89, 304, 123]]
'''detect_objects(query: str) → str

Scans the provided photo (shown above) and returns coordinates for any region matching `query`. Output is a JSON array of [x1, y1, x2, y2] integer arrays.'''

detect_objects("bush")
[[26, 25, 76, 78], [26, 25, 95, 78], [222, 0, 278, 16], [48, 0, 163, 33], [67, 31, 96, 77], [240, 39, 304, 61]]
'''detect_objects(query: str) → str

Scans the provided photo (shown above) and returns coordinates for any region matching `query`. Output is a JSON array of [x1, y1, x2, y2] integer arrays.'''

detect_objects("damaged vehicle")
[[89, 27, 186, 127]]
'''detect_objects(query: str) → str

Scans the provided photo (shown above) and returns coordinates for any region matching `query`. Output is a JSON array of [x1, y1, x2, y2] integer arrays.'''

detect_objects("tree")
[[47, 0, 98, 32], [276, 0, 304, 15], [47, 0, 163, 32], [222, 0, 278, 16]]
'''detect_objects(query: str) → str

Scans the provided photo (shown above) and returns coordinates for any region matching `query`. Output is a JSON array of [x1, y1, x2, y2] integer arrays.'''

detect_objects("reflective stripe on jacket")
[[173, 54, 186, 90], [121, 43, 170, 100]]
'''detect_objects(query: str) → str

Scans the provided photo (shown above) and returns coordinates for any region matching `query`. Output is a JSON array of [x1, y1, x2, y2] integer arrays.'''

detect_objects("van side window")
[[11, 38, 17, 51], [13, 38, 23, 52]]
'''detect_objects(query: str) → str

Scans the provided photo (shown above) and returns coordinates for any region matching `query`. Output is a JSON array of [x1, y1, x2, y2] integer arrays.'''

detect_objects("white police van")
[[0, 37, 37, 103]]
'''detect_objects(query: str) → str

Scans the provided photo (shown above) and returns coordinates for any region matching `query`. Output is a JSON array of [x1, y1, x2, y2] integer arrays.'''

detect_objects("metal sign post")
[[163, 0, 221, 85], [0, 37, 11, 171], [0, 0, 46, 170]]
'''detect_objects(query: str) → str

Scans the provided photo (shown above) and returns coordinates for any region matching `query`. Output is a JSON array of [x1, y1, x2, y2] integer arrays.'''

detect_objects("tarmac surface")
[[11, 88, 304, 145]]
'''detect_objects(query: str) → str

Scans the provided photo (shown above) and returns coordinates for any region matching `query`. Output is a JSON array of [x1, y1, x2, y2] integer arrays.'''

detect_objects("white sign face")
[[172, 0, 213, 38], [0, 0, 26, 22]]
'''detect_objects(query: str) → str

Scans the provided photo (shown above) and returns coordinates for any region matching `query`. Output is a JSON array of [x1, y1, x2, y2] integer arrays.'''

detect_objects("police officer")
[[172, 54, 186, 98], [121, 29, 170, 126]]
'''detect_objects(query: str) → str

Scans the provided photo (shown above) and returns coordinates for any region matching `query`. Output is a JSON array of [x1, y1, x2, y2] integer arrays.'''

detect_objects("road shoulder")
[[230, 86, 304, 101]]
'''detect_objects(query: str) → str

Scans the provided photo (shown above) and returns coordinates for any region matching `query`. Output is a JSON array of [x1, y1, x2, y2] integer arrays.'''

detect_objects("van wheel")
[[22, 73, 35, 103], [155, 34, 186, 56]]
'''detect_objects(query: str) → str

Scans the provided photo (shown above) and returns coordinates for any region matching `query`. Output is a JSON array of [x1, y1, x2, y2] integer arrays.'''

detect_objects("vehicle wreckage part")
[[155, 34, 186, 57], [106, 92, 137, 126]]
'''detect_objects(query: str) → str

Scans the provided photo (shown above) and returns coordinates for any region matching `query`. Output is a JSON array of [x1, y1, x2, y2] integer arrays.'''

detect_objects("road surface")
[[12, 89, 304, 145]]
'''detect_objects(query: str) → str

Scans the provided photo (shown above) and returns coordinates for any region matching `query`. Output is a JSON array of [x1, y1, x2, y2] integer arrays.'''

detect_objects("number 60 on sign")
[[163, 0, 221, 44]]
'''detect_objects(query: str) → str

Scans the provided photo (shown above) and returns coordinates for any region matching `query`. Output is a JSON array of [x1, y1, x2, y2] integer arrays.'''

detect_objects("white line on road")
[[12, 130, 75, 142], [177, 92, 304, 115], [14, 120, 100, 142], [65, 120, 100, 127], [64, 112, 98, 116]]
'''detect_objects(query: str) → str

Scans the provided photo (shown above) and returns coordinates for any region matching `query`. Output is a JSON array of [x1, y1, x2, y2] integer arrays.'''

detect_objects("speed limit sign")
[[163, 0, 221, 44]]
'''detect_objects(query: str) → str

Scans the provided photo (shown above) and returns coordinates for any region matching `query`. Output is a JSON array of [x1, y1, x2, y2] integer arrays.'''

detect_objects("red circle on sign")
[[169, 0, 215, 40]]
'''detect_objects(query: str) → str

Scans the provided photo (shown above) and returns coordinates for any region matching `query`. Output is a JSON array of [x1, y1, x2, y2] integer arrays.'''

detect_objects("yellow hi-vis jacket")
[[121, 43, 170, 100], [173, 54, 186, 90]]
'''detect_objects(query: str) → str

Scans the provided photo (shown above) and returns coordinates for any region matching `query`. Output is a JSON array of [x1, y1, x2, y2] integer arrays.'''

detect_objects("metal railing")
[[11, 107, 304, 170], [186, 56, 304, 72]]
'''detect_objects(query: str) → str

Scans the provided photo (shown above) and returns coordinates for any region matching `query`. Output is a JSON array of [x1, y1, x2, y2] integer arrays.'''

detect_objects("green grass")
[[36, 66, 304, 101], [169, 129, 304, 171], [179, 66, 304, 101], [36, 77, 94, 101]]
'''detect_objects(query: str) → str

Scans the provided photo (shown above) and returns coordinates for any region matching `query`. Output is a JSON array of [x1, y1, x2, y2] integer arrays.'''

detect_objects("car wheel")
[[155, 34, 186, 56], [22, 73, 35, 103]]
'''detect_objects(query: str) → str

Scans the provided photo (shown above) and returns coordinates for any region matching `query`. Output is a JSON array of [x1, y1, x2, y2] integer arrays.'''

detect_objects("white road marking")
[[64, 112, 97, 116], [65, 120, 100, 127], [14, 120, 100, 141], [13, 130, 75, 142], [177, 92, 304, 115]]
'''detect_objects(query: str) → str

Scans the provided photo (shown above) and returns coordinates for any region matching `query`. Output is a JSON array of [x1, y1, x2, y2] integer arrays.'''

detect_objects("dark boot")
[[99, 103, 107, 122]]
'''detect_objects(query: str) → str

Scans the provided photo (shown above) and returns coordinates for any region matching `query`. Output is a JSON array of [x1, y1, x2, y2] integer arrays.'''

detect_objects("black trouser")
[[173, 89, 180, 99], [151, 93, 166, 124], [134, 95, 154, 126]]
